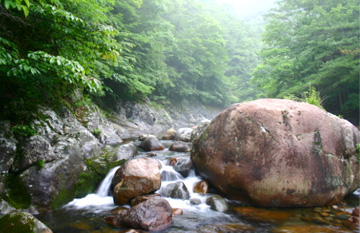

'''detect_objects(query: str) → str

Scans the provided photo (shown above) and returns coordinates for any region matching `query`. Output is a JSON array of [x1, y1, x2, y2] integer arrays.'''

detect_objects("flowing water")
[[36, 140, 360, 233]]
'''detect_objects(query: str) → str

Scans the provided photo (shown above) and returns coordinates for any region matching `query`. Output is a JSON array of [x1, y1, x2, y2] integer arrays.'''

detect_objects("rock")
[[169, 141, 192, 152], [0, 210, 53, 233], [197, 224, 254, 233], [174, 128, 193, 142], [233, 206, 292, 224], [190, 198, 202, 205], [112, 143, 137, 162], [106, 196, 172, 232], [191, 99, 360, 207], [172, 208, 183, 216], [162, 128, 177, 140], [161, 181, 190, 200], [344, 216, 360, 231], [130, 193, 161, 207], [193, 181, 209, 194], [272, 224, 351, 233], [98, 125, 123, 147], [169, 157, 178, 166], [111, 206, 128, 215], [206, 195, 229, 212], [352, 206, 360, 216], [12, 135, 59, 172], [138, 135, 164, 151], [0, 199, 16, 215], [190, 119, 211, 141], [172, 157, 192, 177], [138, 134, 152, 141], [112, 158, 161, 205]]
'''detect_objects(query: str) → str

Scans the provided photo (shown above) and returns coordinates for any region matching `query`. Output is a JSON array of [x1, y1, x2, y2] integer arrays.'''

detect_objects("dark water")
[[36, 140, 360, 233]]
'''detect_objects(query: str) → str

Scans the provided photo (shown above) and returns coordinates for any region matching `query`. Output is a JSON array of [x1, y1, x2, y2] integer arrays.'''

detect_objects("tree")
[[253, 0, 359, 123]]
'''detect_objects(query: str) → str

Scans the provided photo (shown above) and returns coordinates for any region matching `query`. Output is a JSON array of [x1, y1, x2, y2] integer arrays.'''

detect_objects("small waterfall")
[[96, 166, 120, 197], [160, 165, 184, 181]]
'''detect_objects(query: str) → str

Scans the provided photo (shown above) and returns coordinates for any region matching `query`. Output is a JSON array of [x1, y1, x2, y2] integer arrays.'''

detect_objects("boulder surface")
[[191, 99, 360, 207], [112, 158, 161, 205]]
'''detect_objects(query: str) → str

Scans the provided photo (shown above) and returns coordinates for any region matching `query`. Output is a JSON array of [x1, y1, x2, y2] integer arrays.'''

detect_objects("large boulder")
[[112, 158, 162, 205], [105, 196, 172, 232], [191, 99, 360, 207], [0, 210, 53, 233]]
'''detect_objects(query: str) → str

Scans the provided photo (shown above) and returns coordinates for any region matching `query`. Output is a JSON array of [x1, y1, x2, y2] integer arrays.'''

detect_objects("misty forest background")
[[0, 0, 359, 125]]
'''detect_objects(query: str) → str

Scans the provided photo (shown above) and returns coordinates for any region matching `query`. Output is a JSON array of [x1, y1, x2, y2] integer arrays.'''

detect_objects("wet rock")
[[0, 210, 53, 233], [169, 141, 192, 152], [138, 134, 152, 141], [344, 216, 360, 231], [172, 208, 183, 216], [138, 135, 164, 151], [174, 128, 193, 142], [191, 99, 360, 207], [130, 193, 161, 207], [112, 158, 161, 205], [111, 206, 128, 215], [162, 128, 177, 140], [193, 181, 209, 194], [233, 206, 292, 224], [112, 143, 137, 162], [106, 196, 172, 232], [190, 198, 202, 205], [352, 206, 360, 216], [172, 157, 192, 177], [197, 224, 254, 233], [169, 157, 178, 166], [271, 224, 351, 233], [206, 195, 229, 213], [190, 119, 211, 142], [161, 181, 190, 200]]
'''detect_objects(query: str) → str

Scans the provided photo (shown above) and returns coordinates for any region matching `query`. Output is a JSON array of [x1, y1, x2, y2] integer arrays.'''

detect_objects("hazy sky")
[[217, 0, 277, 18]]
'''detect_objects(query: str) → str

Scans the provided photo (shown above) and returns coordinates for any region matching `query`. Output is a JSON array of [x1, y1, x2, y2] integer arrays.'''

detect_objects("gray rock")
[[13, 135, 58, 172], [161, 181, 190, 200], [174, 128, 193, 142], [173, 157, 193, 177], [112, 143, 137, 162], [206, 195, 229, 213], [139, 135, 164, 151], [0, 199, 16, 215], [169, 141, 192, 152]]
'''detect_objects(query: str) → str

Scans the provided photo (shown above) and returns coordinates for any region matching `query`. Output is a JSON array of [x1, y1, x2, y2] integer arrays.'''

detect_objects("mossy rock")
[[0, 210, 52, 233]]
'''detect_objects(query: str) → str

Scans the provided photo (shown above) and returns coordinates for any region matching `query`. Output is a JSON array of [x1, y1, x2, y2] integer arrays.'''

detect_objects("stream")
[[36, 139, 360, 233]]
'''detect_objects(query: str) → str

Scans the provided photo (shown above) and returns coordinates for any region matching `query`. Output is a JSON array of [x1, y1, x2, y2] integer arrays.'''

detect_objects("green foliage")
[[253, 0, 359, 123], [0, 211, 35, 233], [11, 124, 37, 138], [92, 128, 101, 138], [35, 159, 45, 170], [1, 0, 30, 16], [356, 143, 360, 162], [285, 86, 324, 109]]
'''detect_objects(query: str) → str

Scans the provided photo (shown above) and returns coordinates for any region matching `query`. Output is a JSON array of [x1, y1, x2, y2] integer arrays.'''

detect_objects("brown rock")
[[191, 99, 360, 207], [172, 208, 183, 216], [130, 193, 161, 207], [271, 224, 352, 233], [233, 206, 292, 224], [105, 197, 172, 232], [162, 128, 177, 140], [193, 181, 209, 194], [111, 206, 128, 215], [169, 157, 178, 166], [112, 158, 161, 205], [352, 206, 360, 217], [344, 216, 360, 231]]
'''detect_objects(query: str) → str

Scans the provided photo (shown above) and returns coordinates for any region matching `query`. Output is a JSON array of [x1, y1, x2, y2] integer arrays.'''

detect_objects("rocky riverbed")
[[0, 99, 359, 232]]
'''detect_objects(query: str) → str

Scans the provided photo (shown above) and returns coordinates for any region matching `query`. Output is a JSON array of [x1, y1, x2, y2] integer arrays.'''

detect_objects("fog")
[[216, 0, 277, 19]]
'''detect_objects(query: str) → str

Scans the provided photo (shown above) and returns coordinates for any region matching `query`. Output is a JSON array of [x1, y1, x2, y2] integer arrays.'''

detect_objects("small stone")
[[320, 212, 330, 217], [193, 181, 209, 194], [190, 198, 202, 205], [172, 208, 183, 216], [313, 207, 322, 213], [352, 207, 360, 217]]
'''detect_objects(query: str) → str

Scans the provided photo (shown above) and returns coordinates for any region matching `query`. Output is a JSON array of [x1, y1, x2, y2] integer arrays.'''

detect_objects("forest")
[[0, 0, 359, 124]]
